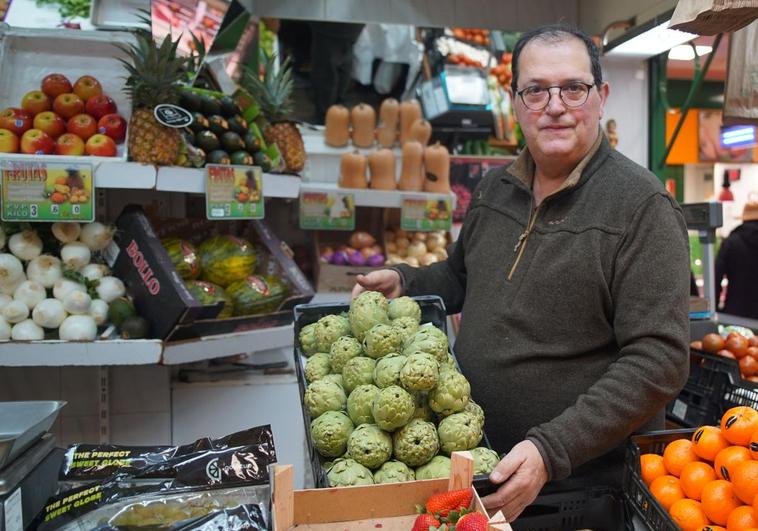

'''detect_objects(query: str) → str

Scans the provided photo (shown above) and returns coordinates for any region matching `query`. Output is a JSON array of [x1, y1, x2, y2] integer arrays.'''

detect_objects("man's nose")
[[544, 87, 566, 114]]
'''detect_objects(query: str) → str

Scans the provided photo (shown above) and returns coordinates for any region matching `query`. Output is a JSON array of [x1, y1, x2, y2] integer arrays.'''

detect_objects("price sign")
[[400, 195, 453, 232], [299, 191, 355, 230], [1, 161, 94, 222], [205, 164, 264, 220]]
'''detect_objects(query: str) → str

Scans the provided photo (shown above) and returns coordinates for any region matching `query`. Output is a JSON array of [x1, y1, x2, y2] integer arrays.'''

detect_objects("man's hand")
[[481, 440, 548, 522], [351, 270, 402, 299]]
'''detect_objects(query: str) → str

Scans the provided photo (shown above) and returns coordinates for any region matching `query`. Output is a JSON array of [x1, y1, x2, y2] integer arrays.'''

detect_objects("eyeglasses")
[[517, 82, 595, 111]]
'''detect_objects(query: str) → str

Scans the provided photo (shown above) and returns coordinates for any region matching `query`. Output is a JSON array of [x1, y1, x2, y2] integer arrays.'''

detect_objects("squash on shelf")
[[423, 142, 450, 194], [376, 98, 400, 147], [409, 118, 432, 145], [324, 104, 350, 147], [339, 151, 368, 189], [398, 140, 424, 192], [399, 99, 422, 145], [351, 103, 376, 148], [368, 148, 397, 190]]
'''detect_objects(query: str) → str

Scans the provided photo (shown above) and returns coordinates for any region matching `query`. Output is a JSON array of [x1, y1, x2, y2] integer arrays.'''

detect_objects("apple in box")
[[55, 133, 85, 156], [0, 108, 32, 136], [98, 113, 126, 143], [67, 114, 97, 141], [41, 73, 73, 99], [53, 93, 84, 119], [73, 75, 102, 102], [21, 91, 51, 116], [85, 134, 116, 157], [85, 95, 117, 120], [33, 111, 66, 138], [20, 129, 54, 154], [0, 129, 19, 153]]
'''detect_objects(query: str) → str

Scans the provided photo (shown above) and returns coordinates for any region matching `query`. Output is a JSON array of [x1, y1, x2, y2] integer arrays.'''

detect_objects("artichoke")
[[463, 399, 485, 428], [388, 296, 421, 322], [299, 323, 319, 356], [321, 373, 344, 388], [326, 458, 374, 486], [304, 352, 331, 383], [428, 370, 470, 415], [329, 336, 363, 374], [439, 351, 459, 373], [347, 384, 380, 425], [372, 385, 414, 431], [412, 392, 435, 422], [348, 291, 390, 341], [373, 353, 407, 388], [415, 455, 452, 480], [342, 356, 377, 394], [313, 314, 351, 352], [304, 379, 347, 418], [363, 324, 403, 359], [437, 412, 482, 454], [403, 326, 449, 364], [392, 316, 420, 344], [373, 460, 415, 484], [393, 418, 439, 467], [399, 352, 439, 392], [347, 424, 393, 469], [310, 411, 354, 457], [471, 447, 500, 475]]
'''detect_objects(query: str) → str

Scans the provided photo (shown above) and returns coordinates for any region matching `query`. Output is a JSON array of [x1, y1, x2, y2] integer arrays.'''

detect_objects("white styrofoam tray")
[[90, 0, 150, 29]]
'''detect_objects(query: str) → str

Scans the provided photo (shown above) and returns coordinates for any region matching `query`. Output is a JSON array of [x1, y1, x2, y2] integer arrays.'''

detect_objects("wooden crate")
[[272, 452, 511, 531]]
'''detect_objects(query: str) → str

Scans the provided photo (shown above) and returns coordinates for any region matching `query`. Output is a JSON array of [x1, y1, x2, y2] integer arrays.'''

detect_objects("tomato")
[[703, 333, 726, 353], [727, 336, 750, 359], [717, 349, 737, 359]]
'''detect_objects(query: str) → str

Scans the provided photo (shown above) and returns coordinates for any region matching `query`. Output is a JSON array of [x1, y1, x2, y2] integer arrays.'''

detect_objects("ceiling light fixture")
[[604, 10, 698, 59], [667, 45, 713, 61]]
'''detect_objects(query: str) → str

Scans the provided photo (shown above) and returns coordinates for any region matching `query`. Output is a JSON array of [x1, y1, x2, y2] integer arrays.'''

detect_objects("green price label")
[[1, 161, 94, 222], [400, 196, 453, 232], [299, 191, 355, 230], [205, 164, 264, 220]]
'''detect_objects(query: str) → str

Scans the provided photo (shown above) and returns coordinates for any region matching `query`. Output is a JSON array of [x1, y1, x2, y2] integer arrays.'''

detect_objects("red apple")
[[55, 133, 85, 156], [66, 114, 97, 140], [85, 95, 117, 120], [72, 75, 103, 102], [21, 90, 52, 116], [97, 113, 127, 143], [0, 108, 32, 136], [41, 74, 73, 99], [33, 111, 66, 138], [20, 129, 54, 154], [0, 129, 19, 153], [52, 93, 84, 119], [85, 134, 116, 157]]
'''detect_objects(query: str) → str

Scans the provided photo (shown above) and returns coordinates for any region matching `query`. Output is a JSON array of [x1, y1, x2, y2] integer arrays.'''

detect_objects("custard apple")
[[392, 418, 439, 467], [310, 411, 354, 457], [347, 424, 393, 469], [321, 373, 344, 388], [304, 352, 331, 383], [347, 384, 380, 425], [437, 412, 482, 454], [372, 385, 414, 431], [326, 458, 374, 486], [411, 392, 435, 422], [363, 323, 403, 359], [342, 356, 376, 394], [415, 455, 451, 480], [313, 314, 351, 352], [392, 316, 420, 344], [428, 370, 470, 415], [388, 296, 421, 322], [471, 447, 500, 475], [299, 323, 319, 356], [373, 353, 407, 388], [403, 326, 449, 364], [399, 352, 439, 392], [348, 291, 390, 341], [304, 379, 346, 418], [329, 336, 363, 374], [373, 460, 415, 484]]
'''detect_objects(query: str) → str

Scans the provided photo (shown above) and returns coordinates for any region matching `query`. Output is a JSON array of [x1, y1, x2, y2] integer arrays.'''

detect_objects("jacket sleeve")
[[525, 192, 690, 481]]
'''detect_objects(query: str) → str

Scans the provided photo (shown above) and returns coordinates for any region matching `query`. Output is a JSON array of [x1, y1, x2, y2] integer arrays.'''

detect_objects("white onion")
[[395, 237, 410, 250], [32, 299, 67, 329], [0, 253, 25, 291], [96, 276, 125, 303], [433, 247, 448, 261], [8, 230, 42, 261], [2, 300, 29, 323], [0, 225, 5, 250], [404, 257, 419, 267], [0, 316, 10, 340], [418, 253, 439, 267], [406, 241, 427, 258], [0, 294, 11, 311], [81, 263, 110, 281], [0, 275, 25, 296], [63, 290, 92, 315], [11, 319, 44, 340], [13, 280, 46, 310], [79, 222, 116, 251], [26, 255, 63, 288], [60, 242, 91, 270], [89, 299, 108, 326], [53, 279, 86, 301], [51, 222, 81, 244], [59, 315, 97, 341]]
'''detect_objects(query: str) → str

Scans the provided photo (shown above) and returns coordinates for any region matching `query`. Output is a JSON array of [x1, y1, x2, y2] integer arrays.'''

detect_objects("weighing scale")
[[682, 202, 723, 317]]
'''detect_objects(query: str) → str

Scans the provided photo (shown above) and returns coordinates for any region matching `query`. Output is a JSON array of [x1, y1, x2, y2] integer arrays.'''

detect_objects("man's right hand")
[[351, 270, 402, 299]]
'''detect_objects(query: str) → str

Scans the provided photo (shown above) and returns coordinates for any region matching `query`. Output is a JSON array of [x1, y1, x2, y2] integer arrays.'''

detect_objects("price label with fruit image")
[[1, 161, 94, 222], [299, 191, 355, 230], [205, 164, 264, 220], [401, 196, 452, 232]]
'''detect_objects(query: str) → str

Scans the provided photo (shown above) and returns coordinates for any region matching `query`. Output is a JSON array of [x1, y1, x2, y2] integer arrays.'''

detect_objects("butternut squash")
[[409, 118, 432, 145], [351, 103, 376, 148], [398, 140, 424, 192], [423, 142, 450, 194], [376, 98, 400, 147], [324, 104, 350, 147], [368, 149, 397, 190], [339, 151, 367, 189], [399, 99, 422, 145]]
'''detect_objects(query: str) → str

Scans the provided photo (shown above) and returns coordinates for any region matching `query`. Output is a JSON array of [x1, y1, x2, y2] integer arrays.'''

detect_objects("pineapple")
[[243, 55, 306, 173], [117, 29, 188, 165]]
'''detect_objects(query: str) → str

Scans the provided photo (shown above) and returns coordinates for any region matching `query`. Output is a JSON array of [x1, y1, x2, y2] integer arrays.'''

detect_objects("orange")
[[721, 407, 758, 447], [749, 431, 758, 460], [682, 461, 718, 500], [754, 492, 758, 523], [699, 527, 727, 531], [641, 453, 667, 486], [715, 446, 752, 481], [670, 499, 711, 531], [702, 480, 742, 525], [732, 460, 758, 505], [694, 426, 732, 461], [726, 505, 758, 531], [664, 438, 702, 477], [650, 474, 685, 511]]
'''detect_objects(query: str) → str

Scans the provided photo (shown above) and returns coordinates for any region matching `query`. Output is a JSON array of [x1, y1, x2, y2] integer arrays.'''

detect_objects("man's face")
[[514, 37, 609, 168]]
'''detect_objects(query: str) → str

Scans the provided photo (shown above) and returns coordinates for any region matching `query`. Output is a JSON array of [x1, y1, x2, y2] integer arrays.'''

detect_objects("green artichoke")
[[373, 460, 415, 484], [299, 323, 319, 356], [326, 458, 374, 486], [428, 370, 470, 415], [304, 379, 347, 418], [393, 418, 439, 467], [373, 353, 407, 388], [310, 411, 354, 457], [392, 316, 420, 344], [347, 424, 393, 469], [372, 385, 414, 431], [304, 352, 331, 383], [463, 399, 485, 428], [471, 447, 500, 475], [388, 296, 421, 322], [348, 291, 390, 341], [411, 392, 435, 422], [329, 336, 363, 374], [437, 412, 482, 454], [399, 352, 439, 392], [363, 324, 403, 359], [313, 314, 351, 352], [342, 356, 377, 394], [415, 455, 451, 480], [403, 326, 449, 364], [347, 384, 380, 425], [321, 373, 344, 388]]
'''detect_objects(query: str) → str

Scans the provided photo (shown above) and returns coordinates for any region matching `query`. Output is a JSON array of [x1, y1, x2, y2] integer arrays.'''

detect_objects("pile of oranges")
[[691, 331, 758, 382], [640, 406, 758, 531]]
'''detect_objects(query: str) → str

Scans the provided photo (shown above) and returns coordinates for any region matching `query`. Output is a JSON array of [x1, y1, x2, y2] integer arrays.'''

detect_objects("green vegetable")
[[35, 0, 90, 18]]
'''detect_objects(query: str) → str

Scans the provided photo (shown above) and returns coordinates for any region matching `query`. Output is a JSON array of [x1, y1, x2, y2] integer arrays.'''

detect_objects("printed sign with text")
[[205, 164, 264, 220], [299, 191, 355, 230], [400, 196, 453, 232]]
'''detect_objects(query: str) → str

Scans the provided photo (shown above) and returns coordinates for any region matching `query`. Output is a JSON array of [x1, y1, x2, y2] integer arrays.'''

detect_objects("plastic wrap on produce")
[[170, 504, 267, 530]]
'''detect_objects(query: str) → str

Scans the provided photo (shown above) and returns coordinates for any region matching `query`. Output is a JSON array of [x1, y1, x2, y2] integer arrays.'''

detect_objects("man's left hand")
[[481, 440, 548, 522]]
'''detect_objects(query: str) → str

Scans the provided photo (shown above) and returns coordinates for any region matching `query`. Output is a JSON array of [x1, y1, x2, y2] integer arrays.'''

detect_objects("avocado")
[[219, 95, 241, 118], [180, 91, 202, 112], [220, 131, 245, 153], [208, 115, 229, 137], [207, 149, 231, 165], [190, 112, 209, 133], [227, 115, 248, 136], [200, 94, 222, 116], [244, 132, 262, 153], [108, 297, 136, 328], [230, 150, 254, 166], [195, 130, 220, 152], [253, 151, 272, 172], [120, 315, 149, 339]]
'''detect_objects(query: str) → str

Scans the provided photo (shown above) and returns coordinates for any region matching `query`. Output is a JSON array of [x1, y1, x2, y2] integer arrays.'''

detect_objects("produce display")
[[319, 231, 386, 268], [298, 292, 496, 486], [0, 222, 148, 340], [411, 488, 489, 531], [451, 28, 491, 47], [490, 52, 513, 92], [691, 329, 758, 382], [385, 229, 449, 267], [0, 74, 124, 156]]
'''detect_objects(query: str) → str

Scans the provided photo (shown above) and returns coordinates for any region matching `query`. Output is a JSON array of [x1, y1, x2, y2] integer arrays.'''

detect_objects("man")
[[353, 25, 690, 522], [715, 199, 758, 319]]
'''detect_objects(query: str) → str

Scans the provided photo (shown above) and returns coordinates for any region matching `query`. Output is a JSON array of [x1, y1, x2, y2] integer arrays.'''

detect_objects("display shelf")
[[0, 157, 157, 189], [155, 166, 301, 198], [299, 180, 456, 209], [0, 339, 163, 367], [302, 132, 401, 158]]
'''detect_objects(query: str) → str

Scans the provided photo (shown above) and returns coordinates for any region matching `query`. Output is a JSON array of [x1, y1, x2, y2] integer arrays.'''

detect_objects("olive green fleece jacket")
[[394, 134, 690, 487]]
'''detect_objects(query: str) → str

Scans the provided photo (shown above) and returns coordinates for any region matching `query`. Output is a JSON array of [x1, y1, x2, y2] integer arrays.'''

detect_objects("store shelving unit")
[[0, 339, 163, 367], [299, 180, 456, 209], [155, 167, 301, 198]]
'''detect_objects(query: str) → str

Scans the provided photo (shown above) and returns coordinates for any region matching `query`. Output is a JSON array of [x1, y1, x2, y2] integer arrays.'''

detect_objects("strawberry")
[[425, 488, 473, 517], [411, 513, 441, 531], [455, 512, 490, 531]]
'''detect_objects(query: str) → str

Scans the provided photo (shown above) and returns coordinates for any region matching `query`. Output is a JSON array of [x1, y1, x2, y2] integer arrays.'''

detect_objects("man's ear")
[[598, 82, 610, 119]]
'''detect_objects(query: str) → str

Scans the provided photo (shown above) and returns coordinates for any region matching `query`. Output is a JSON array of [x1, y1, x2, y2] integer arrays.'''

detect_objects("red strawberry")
[[455, 512, 490, 531], [411, 513, 441, 531], [425, 488, 473, 517]]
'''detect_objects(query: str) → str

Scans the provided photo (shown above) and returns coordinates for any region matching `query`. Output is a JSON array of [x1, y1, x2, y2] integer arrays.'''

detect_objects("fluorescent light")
[[720, 126, 757, 148], [605, 20, 697, 58], [668, 45, 713, 61]]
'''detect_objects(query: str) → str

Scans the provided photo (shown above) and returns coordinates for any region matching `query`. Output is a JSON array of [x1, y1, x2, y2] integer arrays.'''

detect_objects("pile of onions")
[[320, 231, 385, 268], [384, 228, 449, 267]]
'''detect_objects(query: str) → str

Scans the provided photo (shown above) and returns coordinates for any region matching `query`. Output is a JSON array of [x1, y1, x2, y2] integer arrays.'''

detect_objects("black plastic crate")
[[292, 295, 494, 489], [623, 429, 696, 531], [511, 486, 627, 531]]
